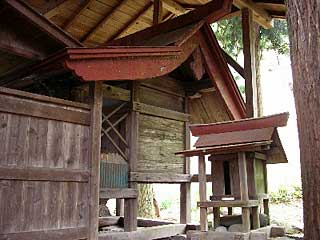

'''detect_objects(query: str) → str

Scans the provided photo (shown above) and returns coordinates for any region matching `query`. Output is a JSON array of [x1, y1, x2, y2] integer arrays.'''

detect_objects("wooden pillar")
[[238, 152, 250, 232], [116, 199, 124, 216], [213, 208, 220, 229], [252, 206, 260, 229], [210, 156, 220, 228], [89, 81, 103, 240], [124, 82, 139, 232], [180, 99, 191, 224], [153, 0, 163, 25], [198, 155, 207, 231], [242, 8, 257, 118], [263, 161, 270, 224]]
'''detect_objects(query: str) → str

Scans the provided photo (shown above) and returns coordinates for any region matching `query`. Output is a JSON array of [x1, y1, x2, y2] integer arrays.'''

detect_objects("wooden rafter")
[[63, 0, 93, 31], [233, 0, 273, 29], [37, 0, 67, 15], [104, 3, 153, 43], [153, 0, 163, 25], [81, 0, 128, 43], [44, 0, 70, 18], [162, 0, 188, 16]]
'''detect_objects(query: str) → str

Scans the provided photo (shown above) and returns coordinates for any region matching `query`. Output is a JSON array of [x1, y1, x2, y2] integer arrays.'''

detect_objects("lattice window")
[[101, 102, 129, 161]]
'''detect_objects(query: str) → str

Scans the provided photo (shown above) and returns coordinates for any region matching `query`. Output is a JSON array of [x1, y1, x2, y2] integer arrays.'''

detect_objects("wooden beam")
[[197, 200, 259, 208], [221, 49, 245, 79], [108, 0, 232, 46], [104, 3, 153, 43], [74, 83, 131, 102], [0, 167, 89, 182], [39, 0, 68, 16], [234, 0, 273, 29], [130, 172, 192, 183], [191, 174, 213, 182], [4, 0, 82, 47], [242, 8, 258, 118], [132, 102, 190, 122], [82, 0, 128, 43], [0, 87, 90, 125], [99, 224, 186, 240], [100, 188, 138, 199], [0, 227, 87, 240], [162, 0, 188, 15], [153, 0, 163, 25], [0, 23, 46, 59], [63, 0, 93, 31]]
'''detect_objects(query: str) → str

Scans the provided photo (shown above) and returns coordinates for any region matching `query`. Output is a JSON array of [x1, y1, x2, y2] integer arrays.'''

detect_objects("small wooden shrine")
[[176, 113, 289, 233]]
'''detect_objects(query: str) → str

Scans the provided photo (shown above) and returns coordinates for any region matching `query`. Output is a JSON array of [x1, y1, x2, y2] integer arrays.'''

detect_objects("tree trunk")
[[138, 184, 155, 218], [254, 23, 263, 117], [286, 1, 320, 239]]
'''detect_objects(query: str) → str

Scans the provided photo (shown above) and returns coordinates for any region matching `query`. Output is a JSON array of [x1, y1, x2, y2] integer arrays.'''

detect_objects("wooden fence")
[[0, 87, 99, 239]]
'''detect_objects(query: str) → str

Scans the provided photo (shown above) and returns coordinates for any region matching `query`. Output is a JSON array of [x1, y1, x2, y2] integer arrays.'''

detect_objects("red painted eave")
[[190, 112, 289, 136]]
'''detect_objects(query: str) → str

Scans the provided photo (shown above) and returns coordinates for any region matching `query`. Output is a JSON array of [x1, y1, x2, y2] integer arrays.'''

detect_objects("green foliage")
[[159, 199, 173, 211], [291, 185, 303, 199], [270, 185, 302, 204], [270, 186, 292, 204], [212, 17, 289, 58]]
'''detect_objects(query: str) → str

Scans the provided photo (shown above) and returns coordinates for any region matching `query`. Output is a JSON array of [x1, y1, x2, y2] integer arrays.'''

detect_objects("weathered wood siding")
[[136, 77, 185, 174], [189, 91, 231, 124], [138, 114, 185, 173], [0, 87, 93, 239]]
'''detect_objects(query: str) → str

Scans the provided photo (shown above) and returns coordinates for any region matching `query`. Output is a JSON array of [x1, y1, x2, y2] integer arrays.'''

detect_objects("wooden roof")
[[0, 0, 286, 86], [22, 0, 286, 47]]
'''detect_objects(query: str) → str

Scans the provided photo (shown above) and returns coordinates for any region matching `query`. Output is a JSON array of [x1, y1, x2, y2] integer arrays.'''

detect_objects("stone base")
[[187, 231, 267, 240], [187, 225, 285, 240]]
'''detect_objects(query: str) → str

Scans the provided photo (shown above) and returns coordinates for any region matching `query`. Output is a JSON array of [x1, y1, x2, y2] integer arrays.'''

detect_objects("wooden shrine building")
[[177, 113, 288, 238], [0, 0, 288, 240]]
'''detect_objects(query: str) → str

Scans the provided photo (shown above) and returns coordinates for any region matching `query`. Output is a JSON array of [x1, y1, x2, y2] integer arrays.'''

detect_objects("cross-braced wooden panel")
[[101, 102, 129, 161]]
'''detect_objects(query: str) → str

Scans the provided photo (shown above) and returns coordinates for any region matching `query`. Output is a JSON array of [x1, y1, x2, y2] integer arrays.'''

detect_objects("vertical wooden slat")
[[198, 155, 207, 231], [242, 8, 257, 118], [88, 81, 102, 240]]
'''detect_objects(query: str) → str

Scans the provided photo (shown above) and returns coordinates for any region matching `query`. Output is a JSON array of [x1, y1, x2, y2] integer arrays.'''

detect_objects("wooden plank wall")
[[0, 87, 94, 239], [136, 77, 186, 174], [189, 91, 231, 124]]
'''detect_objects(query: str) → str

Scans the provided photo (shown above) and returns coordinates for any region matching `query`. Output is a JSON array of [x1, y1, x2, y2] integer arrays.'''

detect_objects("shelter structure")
[[0, 0, 288, 240], [176, 113, 288, 234]]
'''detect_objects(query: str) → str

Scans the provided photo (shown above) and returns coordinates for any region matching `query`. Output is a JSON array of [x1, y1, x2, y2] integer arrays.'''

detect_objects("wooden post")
[[242, 8, 257, 118], [263, 161, 270, 224], [213, 208, 220, 229], [180, 99, 191, 224], [153, 0, 163, 25], [238, 152, 250, 232], [116, 199, 124, 216], [124, 82, 139, 232], [198, 155, 207, 231], [252, 206, 260, 229], [89, 81, 103, 240]]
